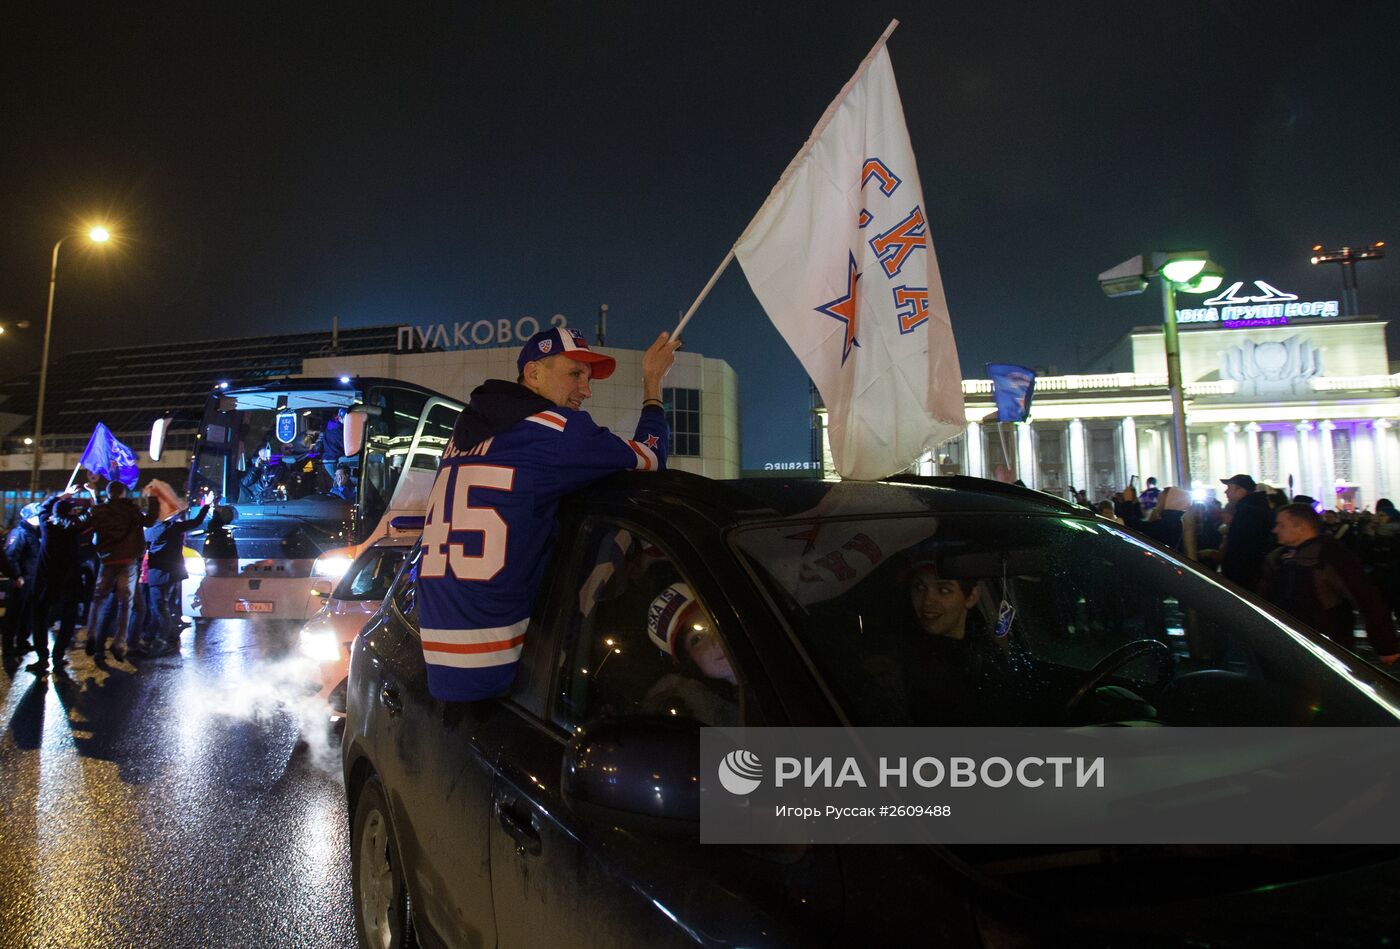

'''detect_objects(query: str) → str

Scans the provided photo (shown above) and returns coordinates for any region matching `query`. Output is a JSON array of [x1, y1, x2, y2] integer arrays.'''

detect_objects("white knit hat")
[[647, 583, 696, 658]]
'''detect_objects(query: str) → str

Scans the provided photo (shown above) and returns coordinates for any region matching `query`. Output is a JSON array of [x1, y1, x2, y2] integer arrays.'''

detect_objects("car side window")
[[554, 522, 741, 731], [390, 541, 422, 628], [337, 547, 410, 601]]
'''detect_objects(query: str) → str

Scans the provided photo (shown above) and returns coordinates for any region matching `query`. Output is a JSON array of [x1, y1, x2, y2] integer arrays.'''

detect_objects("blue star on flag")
[[815, 251, 861, 365]]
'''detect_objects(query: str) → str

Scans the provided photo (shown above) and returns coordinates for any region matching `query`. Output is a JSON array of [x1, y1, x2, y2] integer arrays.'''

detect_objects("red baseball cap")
[[517, 327, 616, 380]]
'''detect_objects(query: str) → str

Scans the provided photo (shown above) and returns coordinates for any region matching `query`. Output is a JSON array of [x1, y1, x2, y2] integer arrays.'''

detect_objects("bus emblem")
[[275, 410, 298, 445]]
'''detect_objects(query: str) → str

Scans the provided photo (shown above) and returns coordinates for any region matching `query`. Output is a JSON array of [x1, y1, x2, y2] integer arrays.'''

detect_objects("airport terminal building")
[[0, 318, 739, 522]]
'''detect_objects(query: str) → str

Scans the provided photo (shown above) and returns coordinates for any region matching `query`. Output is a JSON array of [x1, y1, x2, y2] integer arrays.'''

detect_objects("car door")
[[484, 509, 843, 947], [369, 545, 499, 949]]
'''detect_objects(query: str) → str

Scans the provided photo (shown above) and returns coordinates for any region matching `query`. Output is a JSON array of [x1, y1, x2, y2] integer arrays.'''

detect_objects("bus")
[[152, 377, 462, 623]]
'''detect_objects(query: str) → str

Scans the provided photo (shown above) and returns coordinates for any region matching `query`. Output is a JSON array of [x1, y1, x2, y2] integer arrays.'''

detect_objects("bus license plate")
[[235, 601, 275, 614]]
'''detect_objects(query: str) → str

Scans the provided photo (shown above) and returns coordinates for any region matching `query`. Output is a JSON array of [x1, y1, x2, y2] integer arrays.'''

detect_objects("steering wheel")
[[1064, 639, 1174, 714]]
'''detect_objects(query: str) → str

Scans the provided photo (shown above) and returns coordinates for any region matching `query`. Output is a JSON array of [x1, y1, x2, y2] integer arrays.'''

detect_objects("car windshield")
[[730, 512, 1399, 727], [335, 546, 411, 601]]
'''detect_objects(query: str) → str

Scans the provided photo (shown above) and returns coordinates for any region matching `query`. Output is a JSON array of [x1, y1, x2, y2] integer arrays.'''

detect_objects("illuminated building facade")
[[948, 303, 1398, 508], [818, 280, 1399, 510]]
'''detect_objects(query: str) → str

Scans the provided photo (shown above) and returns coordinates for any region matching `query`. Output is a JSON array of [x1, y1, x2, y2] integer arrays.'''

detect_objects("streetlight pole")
[[1099, 250, 1223, 492], [29, 225, 111, 494], [1160, 278, 1190, 487], [30, 236, 68, 494]]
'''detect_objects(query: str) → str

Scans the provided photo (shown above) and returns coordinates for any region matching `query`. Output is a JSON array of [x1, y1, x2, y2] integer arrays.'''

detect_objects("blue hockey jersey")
[[418, 391, 669, 701]]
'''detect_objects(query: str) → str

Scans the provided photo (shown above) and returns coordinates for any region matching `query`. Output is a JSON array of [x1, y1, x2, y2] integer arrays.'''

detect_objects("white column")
[[1223, 423, 1240, 475], [1141, 426, 1160, 486], [1374, 420, 1390, 503], [1319, 420, 1337, 508], [1068, 418, 1086, 495], [1016, 422, 1035, 489], [1244, 423, 1261, 482], [966, 421, 984, 480], [1121, 417, 1139, 488], [1294, 421, 1314, 499]]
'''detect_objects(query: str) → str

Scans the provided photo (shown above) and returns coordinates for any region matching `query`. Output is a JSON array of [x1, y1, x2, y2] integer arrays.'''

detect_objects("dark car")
[[342, 473, 1400, 948]]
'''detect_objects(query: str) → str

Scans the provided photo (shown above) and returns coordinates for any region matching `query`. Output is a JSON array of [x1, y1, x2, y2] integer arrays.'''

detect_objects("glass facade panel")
[[1332, 428, 1353, 481], [1036, 427, 1066, 496], [663, 388, 701, 457], [1189, 432, 1211, 487], [1259, 431, 1280, 483], [1088, 426, 1119, 501]]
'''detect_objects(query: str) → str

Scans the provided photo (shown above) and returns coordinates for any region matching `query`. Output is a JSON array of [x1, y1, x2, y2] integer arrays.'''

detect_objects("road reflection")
[[0, 619, 354, 947]]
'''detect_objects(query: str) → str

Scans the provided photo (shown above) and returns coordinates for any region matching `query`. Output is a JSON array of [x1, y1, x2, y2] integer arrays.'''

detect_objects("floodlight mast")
[[1310, 242, 1385, 316]]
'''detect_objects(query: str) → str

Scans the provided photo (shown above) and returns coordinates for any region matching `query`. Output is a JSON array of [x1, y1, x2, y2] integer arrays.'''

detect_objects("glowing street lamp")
[[1098, 250, 1225, 487], [30, 224, 116, 492]]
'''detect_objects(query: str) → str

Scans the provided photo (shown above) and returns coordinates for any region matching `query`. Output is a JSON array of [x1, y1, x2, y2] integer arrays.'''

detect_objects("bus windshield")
[[194, 388, 360, 505]]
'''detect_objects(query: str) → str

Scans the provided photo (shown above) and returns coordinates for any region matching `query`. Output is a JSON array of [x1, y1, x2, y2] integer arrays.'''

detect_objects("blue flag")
[[79, 422, 140, 488], [986, 363, 1037, 423]]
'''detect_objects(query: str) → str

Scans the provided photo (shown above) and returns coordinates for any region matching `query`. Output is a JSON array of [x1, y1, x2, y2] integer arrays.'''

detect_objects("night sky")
[[2, 1, 1397, 467]]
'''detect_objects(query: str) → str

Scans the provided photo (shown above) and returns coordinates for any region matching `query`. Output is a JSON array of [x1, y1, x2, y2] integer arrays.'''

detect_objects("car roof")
[[368, 533, 419, 549], [575, 471, 1089, 527]]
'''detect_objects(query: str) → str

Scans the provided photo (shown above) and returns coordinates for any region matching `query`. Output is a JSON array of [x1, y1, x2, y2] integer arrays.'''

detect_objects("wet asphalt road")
[[0, 620, 355, 949]]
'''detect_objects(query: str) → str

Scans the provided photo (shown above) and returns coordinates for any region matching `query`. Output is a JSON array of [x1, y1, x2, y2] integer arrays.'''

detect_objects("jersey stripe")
[[618, 435, 658, 471], [422, 621, 527, 668], [421, 623, 526, 648], [424, 641, 526, 668], [527, 411, 567, 432]]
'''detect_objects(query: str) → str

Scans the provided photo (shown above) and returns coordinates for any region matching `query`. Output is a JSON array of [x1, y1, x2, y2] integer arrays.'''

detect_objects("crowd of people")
[[1, 469, 209, 678], [1076, 473, 1400, 666]]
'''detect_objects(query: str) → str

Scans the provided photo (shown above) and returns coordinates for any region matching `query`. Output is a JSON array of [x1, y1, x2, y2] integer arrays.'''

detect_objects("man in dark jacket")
[[327, 464, 356, 502], [30, 489, 93, 676], [1260, 503, 1398, 665], [83, 481, 157, 662], [3, 504, 42, 667], [139, 498, 209, 655], [1219, 474, 1274, 591], [317, 407, 347, 472]]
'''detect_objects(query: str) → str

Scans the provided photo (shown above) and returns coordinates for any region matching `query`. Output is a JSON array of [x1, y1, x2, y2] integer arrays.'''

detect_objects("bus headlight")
[[312, 549, 355, 580], [185, 554, 206, 577]]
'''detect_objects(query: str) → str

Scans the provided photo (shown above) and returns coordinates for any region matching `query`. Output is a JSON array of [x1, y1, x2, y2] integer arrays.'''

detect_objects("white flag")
[[735, 42, 965, 481]]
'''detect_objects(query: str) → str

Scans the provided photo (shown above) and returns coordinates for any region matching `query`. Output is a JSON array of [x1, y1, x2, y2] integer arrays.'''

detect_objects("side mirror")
[[343, 409, 369, 457], [150, 416, 174, 462], [561, 715, 700, 831]]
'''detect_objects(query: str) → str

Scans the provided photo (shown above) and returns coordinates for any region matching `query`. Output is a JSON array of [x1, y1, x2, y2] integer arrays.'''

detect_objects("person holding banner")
[[416, 326, 679, 702], [83, 481, 158, 663], [28, 487, 93, 677]]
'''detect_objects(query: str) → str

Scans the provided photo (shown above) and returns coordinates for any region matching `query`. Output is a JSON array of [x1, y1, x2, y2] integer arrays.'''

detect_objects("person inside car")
[[864, 557, 1024, 724], [641, 582, 738, 726]]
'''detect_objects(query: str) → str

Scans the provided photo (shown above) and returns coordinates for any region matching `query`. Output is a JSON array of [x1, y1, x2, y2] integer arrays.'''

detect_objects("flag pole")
[[672, 18, 901, 339], [996, 422, 1012, 482]]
